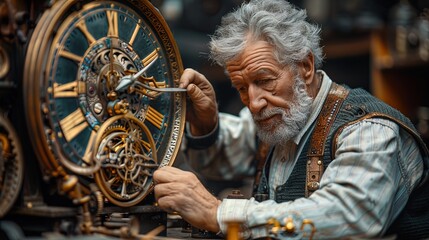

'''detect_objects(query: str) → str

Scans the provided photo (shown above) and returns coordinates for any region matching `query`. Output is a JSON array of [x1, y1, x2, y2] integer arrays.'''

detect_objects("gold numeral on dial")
[[143, 140, 153, 152], [77, 20, 96, 45], [59, 49, 83, 63], [53, 81, 85, 98], [149, 81, 166, 88], [60, 109, 88, 141], [82, 130, 97, 164], [146, 106, 163, 129], [129, 19, 141, 46], [142, 48, 159, 67], [106, 9, 119, 38]]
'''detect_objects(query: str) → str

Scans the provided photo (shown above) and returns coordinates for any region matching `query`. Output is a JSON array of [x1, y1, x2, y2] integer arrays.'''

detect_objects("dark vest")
[[255, 87, 429, 239]]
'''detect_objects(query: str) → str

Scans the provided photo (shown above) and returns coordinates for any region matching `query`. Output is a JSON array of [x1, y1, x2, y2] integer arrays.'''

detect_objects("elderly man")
[[153, 0, 429, 239]]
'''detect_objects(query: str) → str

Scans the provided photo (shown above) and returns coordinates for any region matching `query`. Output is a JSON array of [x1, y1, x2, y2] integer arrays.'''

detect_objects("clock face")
[[24, 0, 185, 207]]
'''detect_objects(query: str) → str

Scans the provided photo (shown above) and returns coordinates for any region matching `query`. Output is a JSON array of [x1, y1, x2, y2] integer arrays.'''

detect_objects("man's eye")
[[256, 79, 276, 89], [236, 86, 248, 94]]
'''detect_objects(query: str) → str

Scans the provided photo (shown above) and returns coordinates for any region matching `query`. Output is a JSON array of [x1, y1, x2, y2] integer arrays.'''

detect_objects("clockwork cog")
[[0, 114, 24, 218], [23, 0, 185, 207]]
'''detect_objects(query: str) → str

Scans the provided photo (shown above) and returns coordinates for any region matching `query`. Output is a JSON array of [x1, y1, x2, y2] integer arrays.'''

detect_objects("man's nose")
[[248, 85, 267, 114]]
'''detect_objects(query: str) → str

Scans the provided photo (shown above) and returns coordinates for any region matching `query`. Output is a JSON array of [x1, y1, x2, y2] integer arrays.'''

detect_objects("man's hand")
[[179, 68, 218, 136], [153, 166, 221, 233]]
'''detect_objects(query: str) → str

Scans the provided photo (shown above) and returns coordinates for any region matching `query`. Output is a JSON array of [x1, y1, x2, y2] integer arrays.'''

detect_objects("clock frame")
[[23, 0, 185, 207]]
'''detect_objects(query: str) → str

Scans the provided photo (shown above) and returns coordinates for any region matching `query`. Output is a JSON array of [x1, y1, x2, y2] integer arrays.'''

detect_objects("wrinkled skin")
[[153, 166, 221, 232], [179, 68, 218, 136]]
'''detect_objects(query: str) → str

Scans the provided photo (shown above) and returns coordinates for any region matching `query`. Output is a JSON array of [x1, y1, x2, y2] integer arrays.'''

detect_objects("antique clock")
[[23, 0, 185, 208]]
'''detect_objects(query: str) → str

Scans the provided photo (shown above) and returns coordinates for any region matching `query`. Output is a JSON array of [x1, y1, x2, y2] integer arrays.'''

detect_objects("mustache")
[[252, 107, 288, 121]]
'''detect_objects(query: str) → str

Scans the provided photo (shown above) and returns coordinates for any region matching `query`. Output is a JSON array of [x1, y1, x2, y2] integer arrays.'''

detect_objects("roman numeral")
[[142, 48, 159, 67], [82, 130, 98, 164], [59, 49, 83, 63], [139, 139, 151, 152], [60, 109, 88, 141], [77, 20, 96, 45], [53, 81, 85, 98], [129, 19, 141, 46], [146, 106, 163, 129], [106, 9, 119, 38], [149, 81, 166, 88]]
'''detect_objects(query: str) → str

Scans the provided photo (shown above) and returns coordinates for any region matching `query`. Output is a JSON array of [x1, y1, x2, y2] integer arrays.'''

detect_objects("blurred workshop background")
[[151, 0, 429, 197]]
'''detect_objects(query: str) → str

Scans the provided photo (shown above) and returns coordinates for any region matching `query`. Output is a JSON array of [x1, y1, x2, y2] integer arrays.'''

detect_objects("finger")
[[153, 182, 182, 206], [180, 68, 212, 90], [153, 166, 188, 184], [187, 83, 208, 105], [153, 183, 172, 200], [154, 183, 189, 214], [156, 194, 178, 213], [179, 68, 198, 88], [153, 168, 168, 184]]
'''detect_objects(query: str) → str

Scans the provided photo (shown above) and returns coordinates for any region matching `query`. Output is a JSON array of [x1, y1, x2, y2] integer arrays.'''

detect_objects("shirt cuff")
[[218, 198, 274, 239], [217, 199, 248, 234], [185, 121, 219, 150]]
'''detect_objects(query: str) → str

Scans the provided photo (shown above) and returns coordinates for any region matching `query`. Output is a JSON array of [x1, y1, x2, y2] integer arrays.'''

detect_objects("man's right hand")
[[179, 68, 218, 136]]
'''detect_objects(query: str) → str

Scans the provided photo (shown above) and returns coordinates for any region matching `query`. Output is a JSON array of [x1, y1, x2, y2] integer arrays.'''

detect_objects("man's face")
[[226, 40, 313, 145]]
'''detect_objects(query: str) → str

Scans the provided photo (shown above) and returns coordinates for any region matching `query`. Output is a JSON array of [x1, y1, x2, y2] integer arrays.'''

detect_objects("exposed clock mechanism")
[[0, 0, 185, 238]]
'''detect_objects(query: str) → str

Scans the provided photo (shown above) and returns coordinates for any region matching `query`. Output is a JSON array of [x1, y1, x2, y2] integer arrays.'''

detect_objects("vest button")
[[307, 181, 320, 191]]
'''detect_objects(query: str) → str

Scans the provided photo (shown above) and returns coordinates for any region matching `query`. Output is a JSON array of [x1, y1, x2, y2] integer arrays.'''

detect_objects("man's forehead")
[[227, 66, 276, 81], [227, 56, 279, 78], [227, 40, 274, 64]]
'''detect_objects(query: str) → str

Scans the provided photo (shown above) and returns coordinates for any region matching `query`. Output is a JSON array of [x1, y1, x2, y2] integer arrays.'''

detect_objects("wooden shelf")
[[371, 31, 429, 70], [370, 30, 429, 120], [324, 35, 370, 59]]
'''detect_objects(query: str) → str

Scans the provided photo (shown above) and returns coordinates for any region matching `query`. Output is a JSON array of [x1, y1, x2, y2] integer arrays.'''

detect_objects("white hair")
[[209, 0, 323, 69]]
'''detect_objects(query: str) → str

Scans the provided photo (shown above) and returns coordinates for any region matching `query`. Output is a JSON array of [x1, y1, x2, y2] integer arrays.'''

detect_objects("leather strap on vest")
[[305, 83, 349, 197]]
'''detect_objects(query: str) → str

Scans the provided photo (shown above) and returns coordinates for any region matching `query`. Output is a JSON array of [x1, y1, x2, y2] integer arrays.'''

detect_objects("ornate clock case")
[[0, 0, 185, 238]]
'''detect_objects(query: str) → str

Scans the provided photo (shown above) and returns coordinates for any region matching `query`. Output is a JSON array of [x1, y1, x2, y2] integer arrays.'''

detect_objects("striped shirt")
[[183, 72, 424, 239]]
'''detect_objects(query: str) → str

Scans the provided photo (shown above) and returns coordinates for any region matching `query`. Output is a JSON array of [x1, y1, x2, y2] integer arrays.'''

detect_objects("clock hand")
[[115, 55, 158, 92], [134, 82, 187, 92]]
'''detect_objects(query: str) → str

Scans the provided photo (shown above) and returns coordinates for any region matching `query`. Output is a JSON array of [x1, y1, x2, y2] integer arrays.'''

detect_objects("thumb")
[[187, 83, 214, 110]]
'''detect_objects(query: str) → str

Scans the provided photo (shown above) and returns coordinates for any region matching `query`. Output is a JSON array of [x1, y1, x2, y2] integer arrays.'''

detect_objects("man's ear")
[[299, 53, 315, 85]]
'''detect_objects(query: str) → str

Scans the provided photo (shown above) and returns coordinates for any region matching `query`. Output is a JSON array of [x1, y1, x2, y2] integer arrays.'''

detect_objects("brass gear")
[[93, 113, 158, 207], [0, 114, 24, 218]]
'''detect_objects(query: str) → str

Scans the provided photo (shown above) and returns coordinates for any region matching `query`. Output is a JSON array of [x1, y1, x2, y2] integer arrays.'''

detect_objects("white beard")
[[252, 75, 313, 146]]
